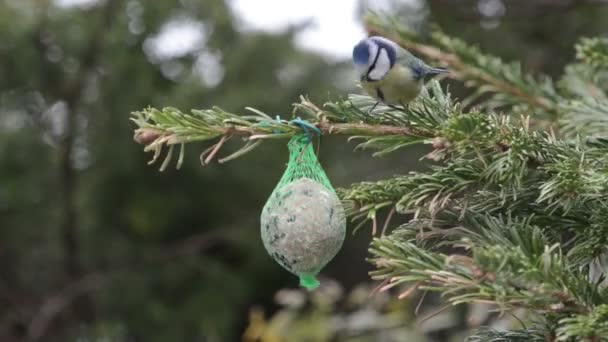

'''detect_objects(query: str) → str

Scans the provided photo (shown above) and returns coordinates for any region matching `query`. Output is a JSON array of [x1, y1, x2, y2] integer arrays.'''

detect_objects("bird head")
[[352, 36, 398, 82]]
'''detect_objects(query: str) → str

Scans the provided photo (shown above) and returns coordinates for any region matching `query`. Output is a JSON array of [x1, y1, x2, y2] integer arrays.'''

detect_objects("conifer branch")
[[131, 83, 459, 169], [576, 37, 608, 69], [559, 97, 608, 138], [557, 304, 608, 341], [128, 14, 608, 338], [363, 13, 562, 116], [369, 215, 606, 316], [558, 63, 608, 100], [465, 327, 547, 342]]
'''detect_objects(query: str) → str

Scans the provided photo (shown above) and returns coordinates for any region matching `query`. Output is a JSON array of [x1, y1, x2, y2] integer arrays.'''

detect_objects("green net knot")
[[275, 134, 333, 191], [299, 273, 320, 291]]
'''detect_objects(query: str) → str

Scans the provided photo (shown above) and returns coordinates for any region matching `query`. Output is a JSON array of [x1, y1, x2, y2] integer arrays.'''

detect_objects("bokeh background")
[[1, 0, 608, 341]]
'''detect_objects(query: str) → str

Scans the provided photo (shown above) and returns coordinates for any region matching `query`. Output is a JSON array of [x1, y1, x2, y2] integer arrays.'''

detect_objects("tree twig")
[[27, 274, 105, 341]]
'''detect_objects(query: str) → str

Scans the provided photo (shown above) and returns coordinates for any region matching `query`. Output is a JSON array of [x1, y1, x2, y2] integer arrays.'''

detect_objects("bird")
[[352, 36, 448, 112]]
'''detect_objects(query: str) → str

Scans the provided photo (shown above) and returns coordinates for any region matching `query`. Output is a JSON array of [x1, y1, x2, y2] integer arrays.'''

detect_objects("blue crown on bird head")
[[352, 36, 448, 81]]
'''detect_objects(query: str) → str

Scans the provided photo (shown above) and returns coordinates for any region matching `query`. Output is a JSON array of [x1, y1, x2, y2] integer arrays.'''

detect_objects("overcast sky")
[[54, 0, 405, 60], [230, 0, 368, 59]]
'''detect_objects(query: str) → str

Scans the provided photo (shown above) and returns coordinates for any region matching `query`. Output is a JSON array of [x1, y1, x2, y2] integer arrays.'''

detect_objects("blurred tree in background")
[[0, 0, 346, 340], [2, 0, 608, 341]]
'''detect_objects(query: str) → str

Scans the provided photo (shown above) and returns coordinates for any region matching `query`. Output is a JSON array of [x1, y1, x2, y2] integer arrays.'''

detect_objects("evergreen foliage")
[[132, 11, 608, 341]]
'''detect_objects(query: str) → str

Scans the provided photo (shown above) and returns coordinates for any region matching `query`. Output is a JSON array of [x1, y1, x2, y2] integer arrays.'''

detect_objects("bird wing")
[[395, 50, 427, 80], [394, 45, 418, 61], [395, 47, 448, 79]]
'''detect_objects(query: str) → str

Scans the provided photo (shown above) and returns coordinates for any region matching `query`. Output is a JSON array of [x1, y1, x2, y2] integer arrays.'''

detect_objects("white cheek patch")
[[368, 48, 391, 81], [367, 43, 378, 68]]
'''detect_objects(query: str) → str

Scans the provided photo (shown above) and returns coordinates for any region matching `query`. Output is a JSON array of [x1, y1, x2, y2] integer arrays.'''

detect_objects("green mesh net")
[[275, 135, 334, 191], [260, 135, 346, 291]]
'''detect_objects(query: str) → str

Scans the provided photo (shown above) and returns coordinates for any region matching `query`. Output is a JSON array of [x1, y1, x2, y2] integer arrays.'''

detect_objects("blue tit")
[[352, 36, 448, 110]]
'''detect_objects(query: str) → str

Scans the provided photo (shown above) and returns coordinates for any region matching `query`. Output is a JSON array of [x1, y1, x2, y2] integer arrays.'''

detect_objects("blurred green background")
[[1, 0, 607, 341]]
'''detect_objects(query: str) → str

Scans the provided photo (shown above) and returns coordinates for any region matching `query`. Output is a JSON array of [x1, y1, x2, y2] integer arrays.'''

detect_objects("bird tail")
[[426, 67, 449, 76]]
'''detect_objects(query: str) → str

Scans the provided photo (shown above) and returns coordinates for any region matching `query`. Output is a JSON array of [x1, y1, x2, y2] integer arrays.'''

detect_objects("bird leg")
[[386, 101, 409, 112], [368, 101, 379, 114], [399, 101, 410, 111]]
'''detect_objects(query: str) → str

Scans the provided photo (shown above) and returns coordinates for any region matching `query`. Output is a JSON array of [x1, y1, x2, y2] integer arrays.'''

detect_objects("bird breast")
[[362, 64, 422, 104]]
